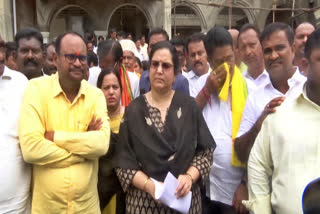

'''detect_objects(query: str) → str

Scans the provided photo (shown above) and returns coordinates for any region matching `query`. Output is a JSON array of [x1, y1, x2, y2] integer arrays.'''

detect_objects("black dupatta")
[[113, 92, 215, 181]]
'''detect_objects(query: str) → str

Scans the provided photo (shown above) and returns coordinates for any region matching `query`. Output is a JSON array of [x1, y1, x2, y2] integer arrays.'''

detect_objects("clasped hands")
[[44, 116, 102, 141]]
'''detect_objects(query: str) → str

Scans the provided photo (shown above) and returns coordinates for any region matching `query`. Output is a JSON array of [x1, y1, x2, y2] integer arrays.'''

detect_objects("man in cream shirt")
[[245, 28, 320, 214]]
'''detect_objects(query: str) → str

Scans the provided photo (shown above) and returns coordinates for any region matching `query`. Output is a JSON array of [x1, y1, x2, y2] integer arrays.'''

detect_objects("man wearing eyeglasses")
[[18, 32, 110, 213], [15, 28, 45, 80]]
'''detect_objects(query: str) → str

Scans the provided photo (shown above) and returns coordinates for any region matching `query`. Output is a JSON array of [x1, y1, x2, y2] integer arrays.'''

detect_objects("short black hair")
[[110, 28, 117, 34], [135, 56, 142, 68], [260, 22, 294, 46], [303, 178, 320, 214], [170, 37, 185, 53], [43, 42, 55, 58], [55, 32, 86, 54], [205, 26, 233, 58], [15, 27, 43, 50], [185, 33, 206, 53], [97, 67, 122, 92], [238, 23, 260, 43], [86, 40, 94, 46], [5, 42, 16, 60], [87, 52, 98, 67], [147, 28, 169, 44], [98, 35, 104, 41], [117, 31, 125, 38], [304, 28, 320, 60], [139, 35, 146, 40], [97, 40, 123, 63], [0, 40, 5, 52], [149, 41, 179, 75]]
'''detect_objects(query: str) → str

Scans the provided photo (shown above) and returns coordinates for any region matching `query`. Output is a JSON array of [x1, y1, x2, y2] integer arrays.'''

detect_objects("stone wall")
[[0, 0, 13, 41]]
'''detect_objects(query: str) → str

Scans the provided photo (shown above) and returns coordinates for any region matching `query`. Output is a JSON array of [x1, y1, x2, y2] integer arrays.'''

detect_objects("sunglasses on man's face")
[[62, 53, 87, 64], [150, 60, 173, 71]]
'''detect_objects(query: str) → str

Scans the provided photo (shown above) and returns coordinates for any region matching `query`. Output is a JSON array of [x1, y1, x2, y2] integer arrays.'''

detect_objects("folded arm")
[[54, 92, 110, 160], [18, 82, 84, 167]]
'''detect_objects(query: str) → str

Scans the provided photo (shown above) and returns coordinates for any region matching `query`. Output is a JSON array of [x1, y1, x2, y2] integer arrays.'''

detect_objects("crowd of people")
[[1, 20, 320, 214]]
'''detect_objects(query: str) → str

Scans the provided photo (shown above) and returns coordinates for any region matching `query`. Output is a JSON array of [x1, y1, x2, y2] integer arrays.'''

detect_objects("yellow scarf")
[[217, 63, 248, 168]]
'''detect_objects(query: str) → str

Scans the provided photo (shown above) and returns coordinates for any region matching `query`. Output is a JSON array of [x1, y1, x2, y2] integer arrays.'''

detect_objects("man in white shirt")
[[245, 28, 320, 214], [15, 28, 45, 80], [235, 24, 306, 213], [193, 27, 248, 214], [235, 22, 306, 164], [140, 35, 148, 61], [238, 24, 269, 91], [185, 33, 210, 96], [170, 37, 187, 74], [89, 40, 139, 98], [134, 39, 148, 62], [0, 41, 31, 213]]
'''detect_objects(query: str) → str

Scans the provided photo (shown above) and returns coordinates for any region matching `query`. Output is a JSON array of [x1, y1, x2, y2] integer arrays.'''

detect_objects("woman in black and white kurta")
[[113, 41, 215, 214]]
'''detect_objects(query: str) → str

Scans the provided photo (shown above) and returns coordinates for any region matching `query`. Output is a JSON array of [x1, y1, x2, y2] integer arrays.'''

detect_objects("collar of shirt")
[[186, 70, 198, 80], [264, 67, 306, 93], [300, 83, 320, 112], [188, 64, 211, 79], [243, 69, 269, 81], [52, 73, 87, 100], [1, 66, 13, 80]]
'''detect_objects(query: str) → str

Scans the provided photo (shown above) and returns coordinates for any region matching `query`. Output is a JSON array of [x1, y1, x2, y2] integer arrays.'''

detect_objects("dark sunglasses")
[[150, 60, 173, 71], [62, 53, 87, 64]]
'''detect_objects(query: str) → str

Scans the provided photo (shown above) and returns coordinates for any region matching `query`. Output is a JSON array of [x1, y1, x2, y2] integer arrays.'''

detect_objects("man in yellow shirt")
[[18, 32, 110, 213]]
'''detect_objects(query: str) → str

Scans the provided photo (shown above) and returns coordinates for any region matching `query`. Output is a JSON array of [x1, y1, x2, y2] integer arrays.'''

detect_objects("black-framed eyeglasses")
[[150, 60, 173, 71], [61, 53, 87, 64]]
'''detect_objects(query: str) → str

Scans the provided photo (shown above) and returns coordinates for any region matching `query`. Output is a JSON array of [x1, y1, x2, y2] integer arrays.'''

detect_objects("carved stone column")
[[163, 0, 172, 39], [0, 0, 14, 41]]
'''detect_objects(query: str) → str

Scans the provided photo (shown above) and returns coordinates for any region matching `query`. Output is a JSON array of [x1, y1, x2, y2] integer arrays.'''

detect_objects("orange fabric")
[[120, 66, 133, 107]]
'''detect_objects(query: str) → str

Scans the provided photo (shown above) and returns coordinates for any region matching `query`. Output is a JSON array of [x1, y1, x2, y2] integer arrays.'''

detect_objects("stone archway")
[[107, 4, 152, 40], [171, 4, 205, 38], [216, 7, 252, 30], [48, 5, 95, 41], [215, 0, 256, 30], [265, 8, 297, 28]]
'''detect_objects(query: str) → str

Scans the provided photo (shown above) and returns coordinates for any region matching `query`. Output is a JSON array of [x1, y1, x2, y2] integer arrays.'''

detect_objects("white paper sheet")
[[151, 172, 192, 214]]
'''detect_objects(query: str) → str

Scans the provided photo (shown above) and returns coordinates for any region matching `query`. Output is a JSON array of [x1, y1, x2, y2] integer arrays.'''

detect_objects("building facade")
[[0, 0, 319, 42]]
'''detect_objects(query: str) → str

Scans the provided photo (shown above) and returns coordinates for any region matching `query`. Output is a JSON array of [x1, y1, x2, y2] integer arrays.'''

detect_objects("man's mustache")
[[268, 59, 282, 67], [24, 59, 38, 66], [193, 61, 203, 67]]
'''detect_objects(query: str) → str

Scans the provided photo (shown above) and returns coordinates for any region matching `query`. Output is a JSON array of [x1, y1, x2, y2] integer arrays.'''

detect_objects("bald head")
[[228, 29, 239, 49], [294, 22, 315, 59], [228, 29, 240, 66]]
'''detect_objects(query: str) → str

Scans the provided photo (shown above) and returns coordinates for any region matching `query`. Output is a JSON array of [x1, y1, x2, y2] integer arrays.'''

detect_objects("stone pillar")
[[163, 0, 172, 39], [0, 0, 14, 41], [94, 30, 108, 40], [41, 32, 50, 44], [66, 16, 84, 37]]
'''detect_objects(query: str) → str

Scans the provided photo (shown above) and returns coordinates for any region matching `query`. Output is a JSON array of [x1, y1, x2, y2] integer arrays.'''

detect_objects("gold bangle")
[[143, 178, 150, 191], [186, 173, 194, 184]]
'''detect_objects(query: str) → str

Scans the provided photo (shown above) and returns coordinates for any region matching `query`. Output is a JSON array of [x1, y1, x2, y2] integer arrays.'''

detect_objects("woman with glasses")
[[113, 41, 215, 213], [97, 68, 125, 214]]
